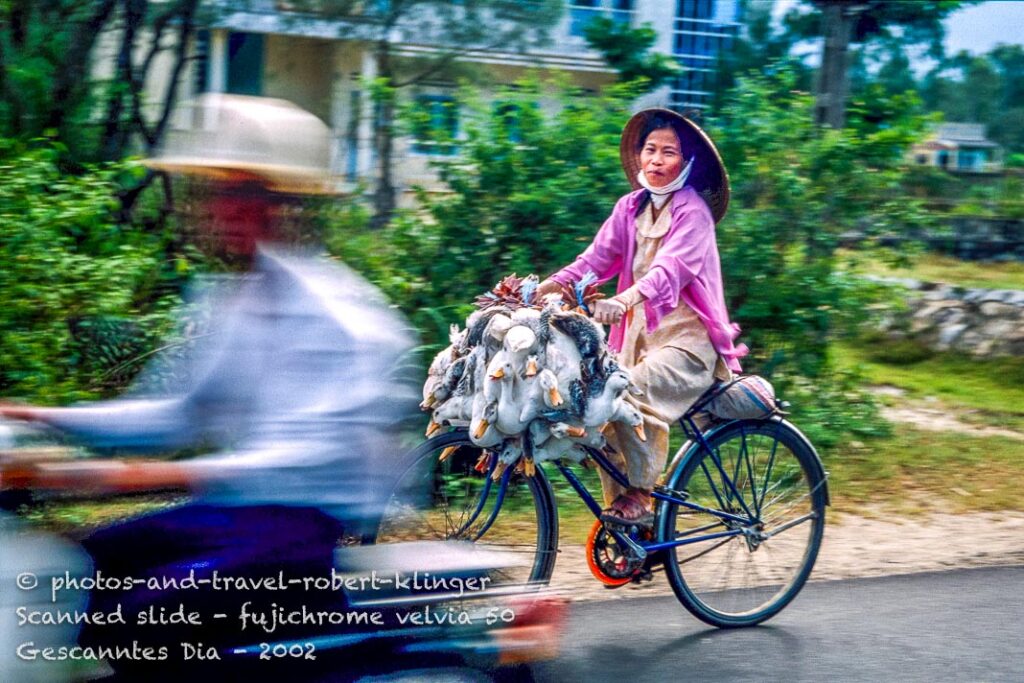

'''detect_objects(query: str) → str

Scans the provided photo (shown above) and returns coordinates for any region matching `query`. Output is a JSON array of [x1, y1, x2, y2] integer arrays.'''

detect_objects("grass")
[[831, 341, 1024, 416], [838, 249, 1024, 290], [15, 494, 185, 536], [825, 427, 1024, 515]]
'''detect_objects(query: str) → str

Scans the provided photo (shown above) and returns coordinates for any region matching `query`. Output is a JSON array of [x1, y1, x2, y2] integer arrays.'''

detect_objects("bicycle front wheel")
[[375, 430, 559, 586], [658, 419, 827, 627]]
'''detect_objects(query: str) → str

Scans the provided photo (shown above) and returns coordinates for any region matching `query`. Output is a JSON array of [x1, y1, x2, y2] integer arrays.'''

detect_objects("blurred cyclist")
[[0, 95, 419, 666]]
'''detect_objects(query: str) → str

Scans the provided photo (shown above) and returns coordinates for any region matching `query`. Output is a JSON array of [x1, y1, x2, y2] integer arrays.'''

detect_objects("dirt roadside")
[[549, 386, 1024, 603], [548, 510, 1024, 602]]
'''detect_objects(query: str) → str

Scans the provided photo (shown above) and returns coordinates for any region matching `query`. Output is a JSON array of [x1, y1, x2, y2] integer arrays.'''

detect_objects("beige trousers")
[[597, 202, 725, 507]]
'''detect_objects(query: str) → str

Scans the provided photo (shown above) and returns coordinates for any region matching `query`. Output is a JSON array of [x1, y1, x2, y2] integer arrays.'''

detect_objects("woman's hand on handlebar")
[[592, 298, 627, 325]]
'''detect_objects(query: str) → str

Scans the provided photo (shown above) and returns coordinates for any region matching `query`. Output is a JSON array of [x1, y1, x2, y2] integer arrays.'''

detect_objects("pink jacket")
[[550, 187, 748, 373]]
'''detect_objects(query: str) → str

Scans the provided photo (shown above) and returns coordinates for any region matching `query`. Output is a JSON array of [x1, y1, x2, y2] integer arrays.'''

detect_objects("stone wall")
[[877, 279, 1024, 357]]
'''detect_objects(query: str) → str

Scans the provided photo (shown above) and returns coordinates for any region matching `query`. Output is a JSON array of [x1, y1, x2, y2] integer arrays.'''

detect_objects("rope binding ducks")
[[420, 272, 646, 476]]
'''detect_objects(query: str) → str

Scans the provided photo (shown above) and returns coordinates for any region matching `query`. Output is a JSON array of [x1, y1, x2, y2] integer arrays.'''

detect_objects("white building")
[[157, 0, 746, 196]]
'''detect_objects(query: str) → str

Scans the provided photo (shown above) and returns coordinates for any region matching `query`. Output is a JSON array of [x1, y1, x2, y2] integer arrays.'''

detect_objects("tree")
[[0, 0, 199, 163], [0, 142, 183, 402], [708, 2, 812, 115], [794, 0, 977, 128], [921, 45, 1024, 155], [283, 0, 562, 228], [98, 0, 201, 163], [583, 16, 680, 91]]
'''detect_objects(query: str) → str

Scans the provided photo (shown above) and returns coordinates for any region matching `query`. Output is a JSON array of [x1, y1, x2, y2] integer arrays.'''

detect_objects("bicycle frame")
[[554, 415, 756, 555], [464, 414, 760, 558]]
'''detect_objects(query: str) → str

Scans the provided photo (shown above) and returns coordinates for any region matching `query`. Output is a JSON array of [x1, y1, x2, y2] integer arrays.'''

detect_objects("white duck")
[[491, 359, 530, 435], [502, 324, 538, 377], [581, 368, 632, 427], [518, 368, 563, 425], [482, 313, 513, 365], [490, 437, 526, 480], [432, 344, 485, 426], [610, 396, 647, 442], [531, 421, 586, 464], [469, 400, 502, 448], [421, 325, 466, 409]]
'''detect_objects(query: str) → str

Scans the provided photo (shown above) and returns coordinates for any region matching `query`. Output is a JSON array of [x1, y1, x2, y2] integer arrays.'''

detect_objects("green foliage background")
[[0, 140, 184, 403], [325, 69, 942, 448]]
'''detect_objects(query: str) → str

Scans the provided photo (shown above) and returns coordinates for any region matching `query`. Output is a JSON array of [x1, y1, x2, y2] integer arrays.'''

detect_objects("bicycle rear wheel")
[[658, 419, 827, 627], [375, 430, 559, 586]]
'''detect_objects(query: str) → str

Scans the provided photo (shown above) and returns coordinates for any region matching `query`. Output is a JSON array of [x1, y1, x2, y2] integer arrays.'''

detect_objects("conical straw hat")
[[143, 94, 334, 195], [619, 108, 730, 223]]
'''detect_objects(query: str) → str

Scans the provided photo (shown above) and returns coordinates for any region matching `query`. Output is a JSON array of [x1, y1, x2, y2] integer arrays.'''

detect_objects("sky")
[[768, 0, 1024, 57], [943, 1, 1024, 55]]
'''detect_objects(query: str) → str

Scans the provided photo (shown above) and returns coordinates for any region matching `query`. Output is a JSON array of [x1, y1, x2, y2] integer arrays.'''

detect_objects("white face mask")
[[637, 157, 693, 209]]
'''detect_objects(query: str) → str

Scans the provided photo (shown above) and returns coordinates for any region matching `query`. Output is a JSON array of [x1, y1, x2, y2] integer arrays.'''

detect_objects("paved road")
[[532, 566, 1024, 682]]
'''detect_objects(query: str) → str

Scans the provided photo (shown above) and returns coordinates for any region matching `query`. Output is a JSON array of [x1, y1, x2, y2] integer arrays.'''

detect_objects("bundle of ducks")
[[421, 274, 646, 479]]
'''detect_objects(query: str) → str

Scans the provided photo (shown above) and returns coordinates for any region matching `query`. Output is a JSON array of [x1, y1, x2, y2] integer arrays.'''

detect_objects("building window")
[[957, 149, 986, 171], [411, 94, 458, 155], [227, 32, 263, 96], [494, 102, 527, 143], [194, 30, 210, 93], [571, 0, 634, 37]]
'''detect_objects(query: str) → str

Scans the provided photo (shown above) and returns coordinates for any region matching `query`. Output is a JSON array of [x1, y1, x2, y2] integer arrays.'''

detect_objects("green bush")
[[0, 140, 181, 403], [324, 68, 942, 451]]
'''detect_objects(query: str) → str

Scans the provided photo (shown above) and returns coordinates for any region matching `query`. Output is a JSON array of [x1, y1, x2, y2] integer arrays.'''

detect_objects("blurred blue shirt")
[[44, 247, 419, 521]]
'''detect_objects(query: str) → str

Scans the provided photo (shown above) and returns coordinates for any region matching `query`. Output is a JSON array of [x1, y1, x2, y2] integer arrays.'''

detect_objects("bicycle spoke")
[[758, 433, 781, 512], [377, 434, 555, 587], [676, 535, 735, 565], [700, 458, 729, 510], [674, 518, 728, 539], [741, 431, 759, 517], [765, 511, 818, 538], [664, 422, 825, 626]]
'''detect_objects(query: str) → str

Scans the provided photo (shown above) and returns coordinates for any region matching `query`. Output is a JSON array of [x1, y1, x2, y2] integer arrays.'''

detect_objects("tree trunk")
[[371, 43, 397, 229], [149, 2, 198, 151], [46, 0, 119, 132], [815, 1, 856, 128]]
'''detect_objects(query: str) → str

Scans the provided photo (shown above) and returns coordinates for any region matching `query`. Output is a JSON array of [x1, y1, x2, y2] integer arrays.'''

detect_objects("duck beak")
[[426, 421, 442, 437], [566, 425, 586, 438], [548, 387, 564, 406], [634, 424, 647, 442], [491, 461, 508, 481], [489, 368, 505, 380], [523, 458, 536, 477], [525, 359, 538, 376], [439, 445, 458, 463], [420, 395, 437, 410], [473, 419, 490, 439]]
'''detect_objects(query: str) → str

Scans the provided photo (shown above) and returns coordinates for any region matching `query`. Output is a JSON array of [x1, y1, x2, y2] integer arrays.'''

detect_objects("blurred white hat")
[[143, 94, 333, 195]]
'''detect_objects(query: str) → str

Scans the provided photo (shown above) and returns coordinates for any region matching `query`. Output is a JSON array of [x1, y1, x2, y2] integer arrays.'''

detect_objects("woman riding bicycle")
[[535, 109, 748, 528]]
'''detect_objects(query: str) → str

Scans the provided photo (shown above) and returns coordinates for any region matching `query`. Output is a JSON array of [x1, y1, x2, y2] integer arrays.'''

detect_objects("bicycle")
[[375, 383, 830, 629]]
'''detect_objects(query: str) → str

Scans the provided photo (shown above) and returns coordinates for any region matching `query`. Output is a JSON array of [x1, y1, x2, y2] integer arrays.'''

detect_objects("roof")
[[936, 122, 1000, 148]]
